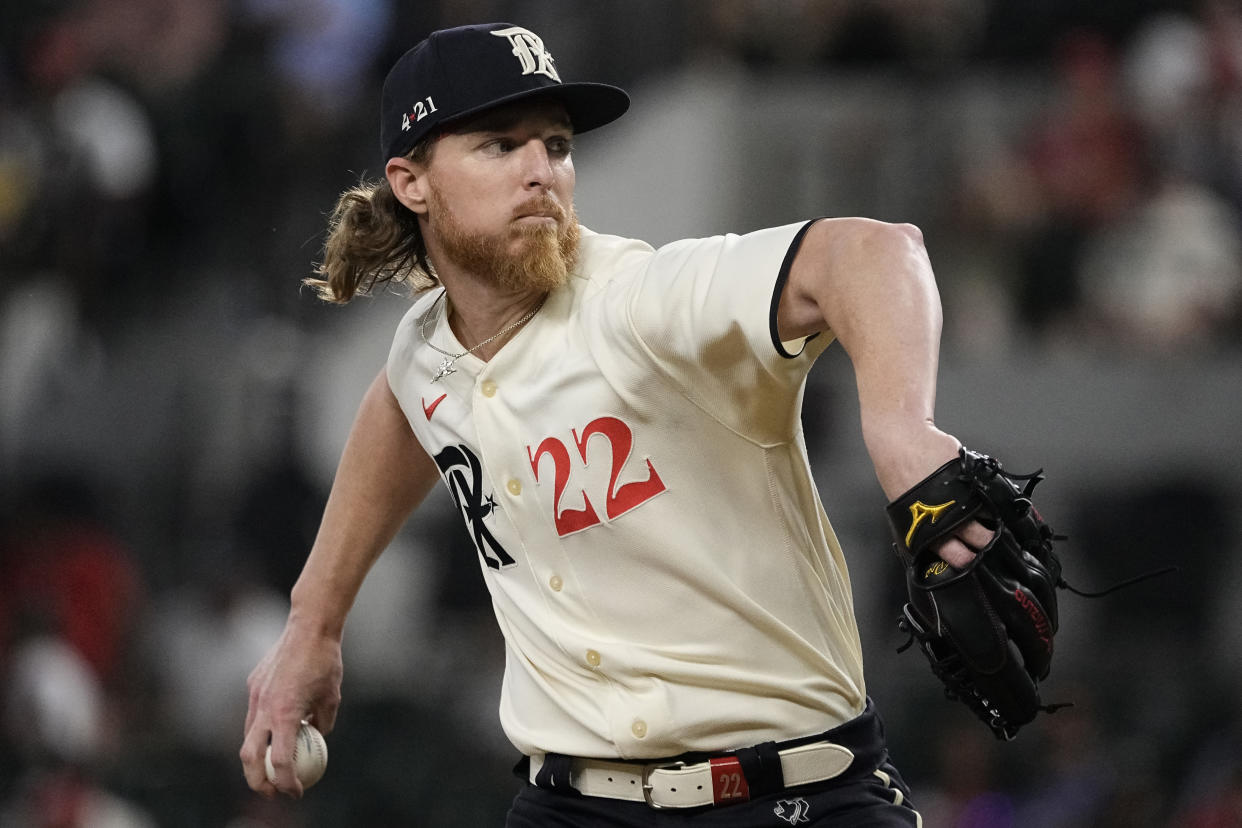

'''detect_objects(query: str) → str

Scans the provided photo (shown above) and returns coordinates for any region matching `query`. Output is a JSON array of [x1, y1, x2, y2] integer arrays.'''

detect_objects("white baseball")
[[265, 722, 328, 789]]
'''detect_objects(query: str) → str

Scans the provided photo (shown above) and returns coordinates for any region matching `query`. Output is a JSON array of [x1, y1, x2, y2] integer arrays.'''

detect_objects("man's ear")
[[386, 157, 429, 216]]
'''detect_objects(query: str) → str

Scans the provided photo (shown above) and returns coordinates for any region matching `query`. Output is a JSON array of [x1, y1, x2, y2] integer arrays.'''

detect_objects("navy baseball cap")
[[380, 23, 630, 162]]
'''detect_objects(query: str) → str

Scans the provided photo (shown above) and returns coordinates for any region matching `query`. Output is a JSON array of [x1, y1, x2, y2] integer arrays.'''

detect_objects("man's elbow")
[[861, 219, 926, 257], [808, 217, 926, 258], [893, 221, 924, 249]]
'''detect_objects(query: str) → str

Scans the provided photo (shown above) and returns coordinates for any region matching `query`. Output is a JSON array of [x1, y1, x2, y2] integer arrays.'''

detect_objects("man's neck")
[[435, 265, 547, 363]]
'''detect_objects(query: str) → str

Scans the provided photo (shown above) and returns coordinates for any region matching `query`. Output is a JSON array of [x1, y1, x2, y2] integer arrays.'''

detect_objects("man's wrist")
[[287, 588, 348, 642], [866, 425, 961, 501]]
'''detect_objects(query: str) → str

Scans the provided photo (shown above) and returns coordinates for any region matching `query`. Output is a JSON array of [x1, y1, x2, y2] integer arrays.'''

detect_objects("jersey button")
[[507, 479, 522, 496], [549, 575, 563, 592], [585, 649, 601, 668], [481, 379, 498, 397], [631, 720, 648, 739]]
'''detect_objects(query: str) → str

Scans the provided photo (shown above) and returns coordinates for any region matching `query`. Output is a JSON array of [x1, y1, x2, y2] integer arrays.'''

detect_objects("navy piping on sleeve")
[[768, 218, 825, 358]]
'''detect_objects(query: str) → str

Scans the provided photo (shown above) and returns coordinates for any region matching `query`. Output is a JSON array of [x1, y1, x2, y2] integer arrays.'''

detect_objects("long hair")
[[305, 140, 437, 303]]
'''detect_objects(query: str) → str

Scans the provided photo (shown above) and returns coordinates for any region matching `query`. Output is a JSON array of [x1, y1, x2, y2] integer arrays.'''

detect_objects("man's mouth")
[[514, 200, 563, 224]]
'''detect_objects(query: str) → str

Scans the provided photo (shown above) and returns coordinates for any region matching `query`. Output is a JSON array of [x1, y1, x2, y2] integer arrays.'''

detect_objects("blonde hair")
[[305, 141, 437, 303]]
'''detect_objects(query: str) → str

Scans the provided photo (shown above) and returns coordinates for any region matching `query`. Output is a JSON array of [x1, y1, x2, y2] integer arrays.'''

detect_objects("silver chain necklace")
[[419, 290, 545, 382]]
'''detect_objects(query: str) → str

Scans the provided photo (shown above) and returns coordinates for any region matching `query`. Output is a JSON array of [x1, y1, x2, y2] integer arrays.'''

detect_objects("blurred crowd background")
[[2, 0, 1241, 826]]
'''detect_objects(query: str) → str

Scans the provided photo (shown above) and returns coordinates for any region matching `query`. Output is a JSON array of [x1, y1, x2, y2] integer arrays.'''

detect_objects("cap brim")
[[438, 82, 630, 137]]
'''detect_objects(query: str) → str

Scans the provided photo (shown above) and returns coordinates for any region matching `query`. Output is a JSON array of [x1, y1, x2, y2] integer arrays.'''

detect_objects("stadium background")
[[2, 1, 1240, 825]]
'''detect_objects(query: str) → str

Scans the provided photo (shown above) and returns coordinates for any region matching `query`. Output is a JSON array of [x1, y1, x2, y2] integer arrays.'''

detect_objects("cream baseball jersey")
[[386, 220, 866, 760]]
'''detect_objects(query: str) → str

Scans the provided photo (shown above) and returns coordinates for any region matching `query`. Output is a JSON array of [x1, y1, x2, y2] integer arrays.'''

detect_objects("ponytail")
[[306, 142, 437, 303]]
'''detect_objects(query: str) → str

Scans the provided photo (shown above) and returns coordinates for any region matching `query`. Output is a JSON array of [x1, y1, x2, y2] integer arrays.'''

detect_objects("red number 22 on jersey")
[[527, 416, 667, 537]]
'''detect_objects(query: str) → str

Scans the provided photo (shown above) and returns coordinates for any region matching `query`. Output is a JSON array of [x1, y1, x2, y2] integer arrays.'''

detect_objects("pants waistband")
[[526, 699, 887, 810]]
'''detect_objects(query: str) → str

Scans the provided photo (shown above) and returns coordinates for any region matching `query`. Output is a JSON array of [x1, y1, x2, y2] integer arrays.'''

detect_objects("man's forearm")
[[787, 219, 961, 498], [834, 225, 959, 498]]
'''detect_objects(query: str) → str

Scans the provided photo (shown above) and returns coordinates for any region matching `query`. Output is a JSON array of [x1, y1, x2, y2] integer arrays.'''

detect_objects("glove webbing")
[[897, 605, 1069, 741]]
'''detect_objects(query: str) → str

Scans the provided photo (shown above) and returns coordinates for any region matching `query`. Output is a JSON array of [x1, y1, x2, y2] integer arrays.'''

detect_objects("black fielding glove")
[[887, 448, 1064, 740]]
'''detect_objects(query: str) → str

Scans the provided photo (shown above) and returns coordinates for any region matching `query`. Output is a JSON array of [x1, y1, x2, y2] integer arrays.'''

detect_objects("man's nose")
[[519, 140, 555, 189]]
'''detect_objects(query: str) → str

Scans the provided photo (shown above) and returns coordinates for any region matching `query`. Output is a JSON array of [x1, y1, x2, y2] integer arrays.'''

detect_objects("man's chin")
[[502, 249, 571, 292], [498, 224, 578, 292], [512, 215, 561, 230], [508, 221, 561, 249]]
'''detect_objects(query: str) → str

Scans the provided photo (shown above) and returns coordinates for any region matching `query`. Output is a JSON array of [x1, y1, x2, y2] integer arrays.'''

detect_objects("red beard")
[[427, 186, 580, 293]]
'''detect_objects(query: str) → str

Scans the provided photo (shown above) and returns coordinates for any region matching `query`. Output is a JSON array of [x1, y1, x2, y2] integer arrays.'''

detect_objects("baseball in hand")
[[265, 722, 328, 789]]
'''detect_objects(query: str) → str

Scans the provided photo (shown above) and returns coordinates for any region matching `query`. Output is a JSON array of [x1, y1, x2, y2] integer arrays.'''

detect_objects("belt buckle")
[[641, 761, 686, 809]]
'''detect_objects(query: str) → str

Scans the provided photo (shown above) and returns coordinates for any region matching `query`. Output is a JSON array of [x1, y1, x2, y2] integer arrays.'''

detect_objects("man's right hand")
[[239, 617, 344, 799]]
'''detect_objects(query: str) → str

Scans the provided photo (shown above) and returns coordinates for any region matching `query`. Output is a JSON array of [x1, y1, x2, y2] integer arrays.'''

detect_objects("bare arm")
[[778, 218, 990, 563], [240, 368, 439, 798]]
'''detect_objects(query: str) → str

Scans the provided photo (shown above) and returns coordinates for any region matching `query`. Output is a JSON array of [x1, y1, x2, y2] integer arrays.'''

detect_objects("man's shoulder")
[[571, 227, 656, 291], [565, 222, 813, 306]]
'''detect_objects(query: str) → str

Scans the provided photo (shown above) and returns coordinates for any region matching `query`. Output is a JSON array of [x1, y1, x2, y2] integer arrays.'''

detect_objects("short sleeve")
[[618, 220, 834, 443]]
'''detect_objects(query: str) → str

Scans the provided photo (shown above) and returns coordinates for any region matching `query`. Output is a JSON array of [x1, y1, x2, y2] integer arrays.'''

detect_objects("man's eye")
[[484, 138, 515, 154], [547, 137, 574, 157]]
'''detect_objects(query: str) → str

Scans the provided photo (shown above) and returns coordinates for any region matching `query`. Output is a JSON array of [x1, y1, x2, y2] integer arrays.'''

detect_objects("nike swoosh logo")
[[422, 393, 447, 421]]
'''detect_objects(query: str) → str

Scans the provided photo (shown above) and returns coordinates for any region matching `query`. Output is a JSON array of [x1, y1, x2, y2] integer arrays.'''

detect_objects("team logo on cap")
[[490, 26, 561, 82]]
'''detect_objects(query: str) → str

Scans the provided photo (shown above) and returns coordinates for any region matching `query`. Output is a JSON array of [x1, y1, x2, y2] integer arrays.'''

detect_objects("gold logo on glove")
[[906, 500, 956, 547]]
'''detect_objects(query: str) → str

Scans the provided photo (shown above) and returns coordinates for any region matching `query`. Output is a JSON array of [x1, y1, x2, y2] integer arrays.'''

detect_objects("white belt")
[[528, 741, 855, 809]]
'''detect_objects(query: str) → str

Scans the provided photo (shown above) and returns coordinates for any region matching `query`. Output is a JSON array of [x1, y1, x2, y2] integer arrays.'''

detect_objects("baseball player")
[[241, 22, 992, 826]]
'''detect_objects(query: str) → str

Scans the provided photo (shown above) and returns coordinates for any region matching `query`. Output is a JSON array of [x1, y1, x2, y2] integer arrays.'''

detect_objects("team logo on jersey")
[[905, 499, 956, 547], [434, 444, 516, 570], [773, 797, 810, 824], [490, 26, 561, 81]]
